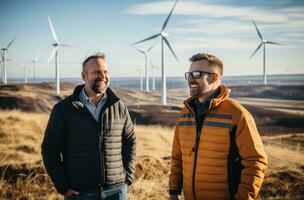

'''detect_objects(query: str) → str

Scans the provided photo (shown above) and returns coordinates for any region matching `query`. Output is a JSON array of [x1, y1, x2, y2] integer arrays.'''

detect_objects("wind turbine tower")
[[136, 67, 144, 91], [133, 0, 179, 105], [1, 37, 16, 84], [149, 60, 159, 91], [47, 16, 71, 94], [22, 63, 30, 83], [250, 20, 282, 85]]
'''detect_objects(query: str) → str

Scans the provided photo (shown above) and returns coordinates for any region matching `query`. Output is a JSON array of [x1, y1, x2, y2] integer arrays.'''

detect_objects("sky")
[[1, 0, 304, 79]]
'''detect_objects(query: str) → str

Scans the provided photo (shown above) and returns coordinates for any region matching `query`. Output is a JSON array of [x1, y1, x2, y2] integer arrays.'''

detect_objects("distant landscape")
[[0, 82, 304, 199]]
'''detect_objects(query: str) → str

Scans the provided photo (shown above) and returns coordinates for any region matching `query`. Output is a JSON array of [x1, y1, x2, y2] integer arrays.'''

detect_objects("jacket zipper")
[[191, 111, 211, 200], [79, 106, 106, 188], [98, 114, 106, 187], [191, 128, 201, 200]]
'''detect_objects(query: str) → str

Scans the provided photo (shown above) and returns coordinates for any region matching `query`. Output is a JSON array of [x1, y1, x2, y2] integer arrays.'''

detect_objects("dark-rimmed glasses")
[[184, 70, 215, 80]]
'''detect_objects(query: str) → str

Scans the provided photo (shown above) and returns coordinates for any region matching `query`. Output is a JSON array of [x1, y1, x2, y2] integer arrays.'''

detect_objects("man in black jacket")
[[42, 52, 136, 200]]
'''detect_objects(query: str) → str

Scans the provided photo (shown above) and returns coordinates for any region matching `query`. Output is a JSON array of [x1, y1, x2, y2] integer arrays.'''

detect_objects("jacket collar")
[[184, 84, 231, 116]]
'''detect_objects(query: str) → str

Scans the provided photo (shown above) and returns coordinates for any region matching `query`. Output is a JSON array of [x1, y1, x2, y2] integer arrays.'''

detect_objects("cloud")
[[126, 1, 292, 23]]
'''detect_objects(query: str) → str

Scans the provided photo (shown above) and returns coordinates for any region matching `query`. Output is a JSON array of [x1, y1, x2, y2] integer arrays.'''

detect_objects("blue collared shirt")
[[79, 87, 108, 122]]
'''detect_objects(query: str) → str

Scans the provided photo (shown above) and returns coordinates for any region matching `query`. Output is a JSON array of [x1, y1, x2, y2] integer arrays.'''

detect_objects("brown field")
[[0, 83, 304, 199]]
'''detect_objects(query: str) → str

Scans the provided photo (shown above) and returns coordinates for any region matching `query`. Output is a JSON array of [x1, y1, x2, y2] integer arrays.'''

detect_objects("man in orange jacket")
[[169, 53, 268, 200]]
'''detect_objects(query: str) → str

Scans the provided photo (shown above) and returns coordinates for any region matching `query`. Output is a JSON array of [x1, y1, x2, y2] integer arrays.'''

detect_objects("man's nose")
[[97, 72, 105, 79]]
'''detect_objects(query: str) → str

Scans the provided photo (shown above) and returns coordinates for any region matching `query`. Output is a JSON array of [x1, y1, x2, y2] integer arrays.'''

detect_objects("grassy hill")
[[1, 82, 304, 199]]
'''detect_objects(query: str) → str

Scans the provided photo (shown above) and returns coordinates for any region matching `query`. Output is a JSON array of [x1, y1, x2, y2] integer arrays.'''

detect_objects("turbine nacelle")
[[161, 31, 170, 37]]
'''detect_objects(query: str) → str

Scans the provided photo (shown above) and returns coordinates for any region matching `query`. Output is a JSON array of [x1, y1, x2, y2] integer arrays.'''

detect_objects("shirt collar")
[[80, 87, 107, 104]]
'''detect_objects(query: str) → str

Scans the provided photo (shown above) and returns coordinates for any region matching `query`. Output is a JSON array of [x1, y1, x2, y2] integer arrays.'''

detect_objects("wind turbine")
[[1, 37, 16, 84], [132, 44, 156, 92], [133, 0, 179, 105], [250, 19, 282, 85], [47, 16, 71, 94], [31, 53, 40, 81]]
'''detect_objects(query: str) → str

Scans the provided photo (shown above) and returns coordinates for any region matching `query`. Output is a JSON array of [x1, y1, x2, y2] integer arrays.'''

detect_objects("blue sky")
[[1, 0, 304, 79]]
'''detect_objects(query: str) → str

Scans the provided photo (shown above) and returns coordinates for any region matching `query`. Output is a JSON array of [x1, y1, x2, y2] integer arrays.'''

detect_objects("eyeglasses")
[[184, 70, 215, 80]]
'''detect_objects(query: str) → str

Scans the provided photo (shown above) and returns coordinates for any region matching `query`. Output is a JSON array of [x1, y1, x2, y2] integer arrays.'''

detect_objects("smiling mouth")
[[96, 79, 106, 84], [190, 84, 198, 89]]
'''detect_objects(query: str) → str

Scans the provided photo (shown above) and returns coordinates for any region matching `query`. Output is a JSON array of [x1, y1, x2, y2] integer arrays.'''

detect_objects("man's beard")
[[190, 87, 200, 98], [189, 82, 201, 98], [91, 78, 109, 94]]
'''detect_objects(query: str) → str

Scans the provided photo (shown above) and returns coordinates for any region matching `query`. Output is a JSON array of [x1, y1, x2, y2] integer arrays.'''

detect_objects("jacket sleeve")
[[235, 111, 268, 200], [169, 122, 183, 195], [41, 104, 70, 194], [122, 106, 136, 185]]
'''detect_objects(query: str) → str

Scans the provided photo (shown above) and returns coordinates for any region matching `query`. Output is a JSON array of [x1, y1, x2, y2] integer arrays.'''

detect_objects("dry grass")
[[128, 125, 175, 200], [260, 135, 304, 199], [0, 110, 61, 200], [0, 110, 303, 199]]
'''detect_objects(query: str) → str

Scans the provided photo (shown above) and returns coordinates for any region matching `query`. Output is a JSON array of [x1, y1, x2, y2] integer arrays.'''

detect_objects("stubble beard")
[[92, 78, 109, 94]]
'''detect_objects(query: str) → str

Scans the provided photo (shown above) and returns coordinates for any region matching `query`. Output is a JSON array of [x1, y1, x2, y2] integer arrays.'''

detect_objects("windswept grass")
[[0, 110, 303, 199]]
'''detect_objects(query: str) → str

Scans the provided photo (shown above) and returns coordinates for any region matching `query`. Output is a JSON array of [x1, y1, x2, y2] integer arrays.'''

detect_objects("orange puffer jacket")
[[169, 85, 268, 200]]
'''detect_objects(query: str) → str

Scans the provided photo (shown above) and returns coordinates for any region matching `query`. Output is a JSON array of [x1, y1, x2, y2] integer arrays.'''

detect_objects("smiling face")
[[187, 59, 220, 102], [82, 57, 110, 95]]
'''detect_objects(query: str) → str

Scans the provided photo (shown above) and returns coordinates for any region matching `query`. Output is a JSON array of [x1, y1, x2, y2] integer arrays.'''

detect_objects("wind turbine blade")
[[47, 47, 58, 63], [132, 46, 145, 54], [249, 43, 263, 59], [147, 43, 157, 52], [252, 20, 263, 41], [163, 37, 178, 61], [6, 50, 11, 60], [48, 16, 59, 43], [133, 33, 161, 45], [161, 0, 178, 31], [6, 36, 16, 49], [266, 41, 283, 45], [59, 44, 71, 47]]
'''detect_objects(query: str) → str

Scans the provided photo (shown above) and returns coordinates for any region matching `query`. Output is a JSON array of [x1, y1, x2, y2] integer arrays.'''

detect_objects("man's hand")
[[170, 195, 179, 200], [64, 189, 79, 196]]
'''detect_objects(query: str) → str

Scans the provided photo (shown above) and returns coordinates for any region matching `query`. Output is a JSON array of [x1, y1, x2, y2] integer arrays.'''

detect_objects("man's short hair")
[[189, 53, 223, 76], [82, 52, 106, 70]]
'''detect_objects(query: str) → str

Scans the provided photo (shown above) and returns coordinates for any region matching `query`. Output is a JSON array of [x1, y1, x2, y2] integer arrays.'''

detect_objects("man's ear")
[[81, 71, 85, 81], [207, 73, 217, 84], [209, 73, 220, 84]]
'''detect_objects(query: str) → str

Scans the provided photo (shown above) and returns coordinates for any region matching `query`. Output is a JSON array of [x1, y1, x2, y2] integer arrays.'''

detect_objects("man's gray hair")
[[82, 52, 106, 70]]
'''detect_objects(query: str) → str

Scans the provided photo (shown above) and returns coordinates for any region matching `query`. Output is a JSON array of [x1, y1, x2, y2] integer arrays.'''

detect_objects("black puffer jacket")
[[41, 85, 136, 194]]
